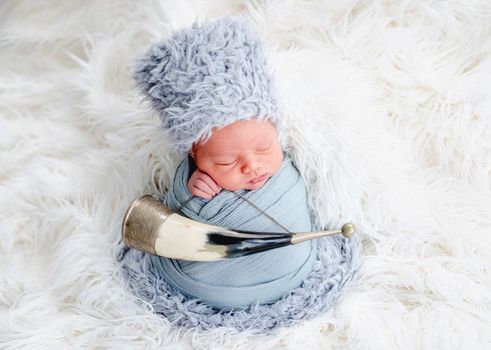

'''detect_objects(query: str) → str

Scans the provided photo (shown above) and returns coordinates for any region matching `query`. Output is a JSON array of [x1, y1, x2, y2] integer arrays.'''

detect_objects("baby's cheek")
[[271, 149, 284, 173], [210, 170, 239, 190]]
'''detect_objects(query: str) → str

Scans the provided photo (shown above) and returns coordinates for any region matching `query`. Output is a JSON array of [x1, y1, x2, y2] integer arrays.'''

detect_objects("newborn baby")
[[153, 118, 317, 310], [187, 119, 283, 198], [134, 16, 317, 310]]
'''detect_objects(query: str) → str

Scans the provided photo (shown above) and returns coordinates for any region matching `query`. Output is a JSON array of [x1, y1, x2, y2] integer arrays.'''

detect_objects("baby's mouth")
[[249, 173, 268, 184]]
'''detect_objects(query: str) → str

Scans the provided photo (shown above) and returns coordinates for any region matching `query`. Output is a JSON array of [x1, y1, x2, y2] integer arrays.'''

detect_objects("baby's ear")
[[189, 144, 198, 159]]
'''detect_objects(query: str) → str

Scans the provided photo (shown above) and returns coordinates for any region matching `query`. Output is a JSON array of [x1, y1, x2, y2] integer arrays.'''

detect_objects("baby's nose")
[[241, 157, 260, 174]]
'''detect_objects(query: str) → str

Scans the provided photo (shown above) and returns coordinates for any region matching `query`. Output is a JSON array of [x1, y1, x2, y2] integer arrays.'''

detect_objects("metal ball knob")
[[341, 223, 357, 238]]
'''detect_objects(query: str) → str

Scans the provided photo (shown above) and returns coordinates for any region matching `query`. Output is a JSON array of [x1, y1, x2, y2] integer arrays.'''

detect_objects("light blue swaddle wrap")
[[150, 153, 317, 310], [121, 151, 361, 333]]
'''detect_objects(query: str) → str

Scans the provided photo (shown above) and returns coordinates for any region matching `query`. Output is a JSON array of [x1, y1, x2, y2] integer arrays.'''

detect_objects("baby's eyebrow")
[[258, 140, 272, 147], [210, 153, 237, 159], [208, 135, 273, 158]]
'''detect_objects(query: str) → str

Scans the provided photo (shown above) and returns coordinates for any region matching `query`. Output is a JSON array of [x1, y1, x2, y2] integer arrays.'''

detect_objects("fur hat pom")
[[134, 15, 281, 152]]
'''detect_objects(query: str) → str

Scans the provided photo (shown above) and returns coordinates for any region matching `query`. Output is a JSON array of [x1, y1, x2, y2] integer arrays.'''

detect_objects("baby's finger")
[[191, 185, 213, 200], [195, 178, 218, 195], [196, 173, 221, 193]]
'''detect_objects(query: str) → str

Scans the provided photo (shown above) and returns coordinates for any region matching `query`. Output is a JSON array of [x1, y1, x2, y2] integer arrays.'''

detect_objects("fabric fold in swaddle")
[[150, 154, 317, 310]]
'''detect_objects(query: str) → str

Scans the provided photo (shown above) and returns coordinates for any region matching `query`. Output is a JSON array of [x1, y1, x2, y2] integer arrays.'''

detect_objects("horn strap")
[[177, 190, 292, 234]]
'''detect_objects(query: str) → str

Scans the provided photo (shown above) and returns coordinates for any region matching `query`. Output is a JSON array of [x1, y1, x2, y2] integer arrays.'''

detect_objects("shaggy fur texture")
[[134, 15, 281, 153], [1, 0, 490, 349]]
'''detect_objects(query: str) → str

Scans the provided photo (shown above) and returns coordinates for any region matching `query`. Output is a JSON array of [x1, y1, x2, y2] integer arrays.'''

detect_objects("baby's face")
[[191, 119, 284, 191]]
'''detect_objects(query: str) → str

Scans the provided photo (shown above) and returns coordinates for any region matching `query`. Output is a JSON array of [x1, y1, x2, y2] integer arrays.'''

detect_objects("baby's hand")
[[187, 169, 222, 200]]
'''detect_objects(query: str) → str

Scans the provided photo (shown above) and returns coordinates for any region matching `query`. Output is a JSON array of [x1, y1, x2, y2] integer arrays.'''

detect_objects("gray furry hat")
[[134, 16, 281, 152]]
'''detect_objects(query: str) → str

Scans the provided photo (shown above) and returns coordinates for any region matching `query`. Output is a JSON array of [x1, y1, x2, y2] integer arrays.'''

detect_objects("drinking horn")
[[122, 195, 356, 261]]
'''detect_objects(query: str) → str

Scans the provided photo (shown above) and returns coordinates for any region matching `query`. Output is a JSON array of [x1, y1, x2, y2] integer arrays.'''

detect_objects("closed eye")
[[257, 142, 272, 152], [216, 160, 237, 166]]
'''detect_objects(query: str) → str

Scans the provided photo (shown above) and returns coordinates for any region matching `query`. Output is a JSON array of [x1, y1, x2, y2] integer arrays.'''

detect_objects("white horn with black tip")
[[122, 195, 356, 261]]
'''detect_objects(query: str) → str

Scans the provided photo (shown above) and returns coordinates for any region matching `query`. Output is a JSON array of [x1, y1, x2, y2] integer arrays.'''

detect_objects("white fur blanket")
[[1, 1, 490, 349]]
